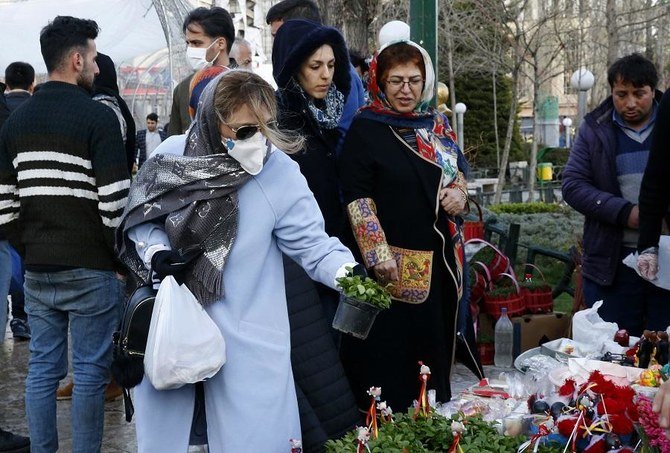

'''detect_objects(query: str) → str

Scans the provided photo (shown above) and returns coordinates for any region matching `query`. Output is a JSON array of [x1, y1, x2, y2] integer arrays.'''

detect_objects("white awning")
[[0, 0, 168, 74]]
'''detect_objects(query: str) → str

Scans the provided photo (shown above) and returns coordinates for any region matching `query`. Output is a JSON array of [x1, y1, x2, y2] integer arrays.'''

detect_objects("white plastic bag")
[[144, 276, 226, 390], [623, 235, 670, 290], [571, 300, 618, 354]]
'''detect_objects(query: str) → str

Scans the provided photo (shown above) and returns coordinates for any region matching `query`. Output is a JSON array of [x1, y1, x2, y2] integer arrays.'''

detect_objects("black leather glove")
[[352, 263, 368, 278], [151, 248, 199, 284]]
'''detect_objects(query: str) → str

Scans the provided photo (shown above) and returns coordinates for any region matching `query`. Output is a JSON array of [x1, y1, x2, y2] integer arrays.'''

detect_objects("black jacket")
[[284, 255, 361, 452], [94, 53, 137, 174], [273, 19, 351, 239], [4, 91, 31, 112]]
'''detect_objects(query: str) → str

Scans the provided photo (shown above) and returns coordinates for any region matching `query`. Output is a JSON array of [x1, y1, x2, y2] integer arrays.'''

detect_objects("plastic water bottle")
[[494, 307, 514, 367]]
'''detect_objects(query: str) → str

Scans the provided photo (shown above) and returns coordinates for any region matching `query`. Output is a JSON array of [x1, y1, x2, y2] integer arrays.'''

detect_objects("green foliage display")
[[452, 72, 524, 168], [325, 412, 564, 453], [488, 202, 560, 214], [336, 268, 392, 310]]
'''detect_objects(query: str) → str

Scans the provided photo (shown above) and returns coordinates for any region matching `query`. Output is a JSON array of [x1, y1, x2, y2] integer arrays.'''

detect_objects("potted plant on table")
[[334, 267, 392, 340]]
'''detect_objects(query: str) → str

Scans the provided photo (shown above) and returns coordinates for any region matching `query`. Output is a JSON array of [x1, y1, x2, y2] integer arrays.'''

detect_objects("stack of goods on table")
[[326, 306, 670, 452]]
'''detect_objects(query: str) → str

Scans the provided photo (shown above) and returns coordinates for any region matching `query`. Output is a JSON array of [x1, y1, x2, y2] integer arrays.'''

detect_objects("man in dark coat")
[[0, 80, 31, 453], [135, 113, 167, 168], [4, 62, 34, 111], [562, 53, 669, 336]]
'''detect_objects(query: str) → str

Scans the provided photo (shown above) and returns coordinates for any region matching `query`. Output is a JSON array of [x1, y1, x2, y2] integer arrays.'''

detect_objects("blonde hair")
[[214, 70, 304, 154]]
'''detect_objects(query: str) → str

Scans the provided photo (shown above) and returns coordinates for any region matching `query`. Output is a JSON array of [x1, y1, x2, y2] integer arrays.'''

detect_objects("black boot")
[[0, 428, 30, 453]]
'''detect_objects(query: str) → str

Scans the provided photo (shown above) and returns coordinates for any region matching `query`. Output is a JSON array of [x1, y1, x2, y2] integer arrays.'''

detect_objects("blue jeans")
[[583, 247, 670, 337], [24, 268, 124, 453], [0, 240, 12, 338]]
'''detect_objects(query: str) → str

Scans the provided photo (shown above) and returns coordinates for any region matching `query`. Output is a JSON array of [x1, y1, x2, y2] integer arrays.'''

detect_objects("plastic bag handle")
[[472, 261, 492, 289], [464, 238, 506, 258], [497, 272, 521, 295]]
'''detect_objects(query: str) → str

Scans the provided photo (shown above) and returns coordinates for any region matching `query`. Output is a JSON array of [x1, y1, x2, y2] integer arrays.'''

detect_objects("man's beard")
[[77, 69, 94, 93]]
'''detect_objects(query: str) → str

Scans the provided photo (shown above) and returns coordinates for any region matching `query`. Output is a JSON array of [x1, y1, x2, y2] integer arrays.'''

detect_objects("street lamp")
[[570, 68, 594, 132], [454, 102, 467, 151], [562, 117, 573, 148]]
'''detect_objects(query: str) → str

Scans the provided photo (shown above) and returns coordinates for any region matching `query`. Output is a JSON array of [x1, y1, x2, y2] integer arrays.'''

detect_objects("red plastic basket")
[[521, 264, 553, 313], [463, 199, 484, 241], [522, 288, 553, 313], [465, 238, 511, 280], [483, 273, 526, 319]]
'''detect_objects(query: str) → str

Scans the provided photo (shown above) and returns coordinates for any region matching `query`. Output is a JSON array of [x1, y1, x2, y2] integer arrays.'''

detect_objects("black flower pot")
[[332, 294, 381, 340]]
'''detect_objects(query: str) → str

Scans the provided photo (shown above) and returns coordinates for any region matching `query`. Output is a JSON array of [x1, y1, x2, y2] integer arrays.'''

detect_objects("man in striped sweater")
[[0, 16, 130, 452]]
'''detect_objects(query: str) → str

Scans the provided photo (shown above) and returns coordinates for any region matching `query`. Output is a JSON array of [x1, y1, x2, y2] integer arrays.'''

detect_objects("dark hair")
[[376, 43, 425, 88], [146, 113, 158, 122], [5, 62, 35, 90], [349, 50, 368, 72], [183, 7, 235, 53], [266, 0, 321, 24], [607, 53, 658, 90], [40, 16, 99, 73]]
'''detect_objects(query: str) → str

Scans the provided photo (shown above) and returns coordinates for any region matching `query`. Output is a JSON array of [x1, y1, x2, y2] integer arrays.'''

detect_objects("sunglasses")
[[223, 120, 276, 140]]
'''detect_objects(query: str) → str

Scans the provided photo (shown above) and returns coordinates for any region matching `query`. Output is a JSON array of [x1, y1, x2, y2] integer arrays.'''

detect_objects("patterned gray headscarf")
[[116, 71, 252, 305]]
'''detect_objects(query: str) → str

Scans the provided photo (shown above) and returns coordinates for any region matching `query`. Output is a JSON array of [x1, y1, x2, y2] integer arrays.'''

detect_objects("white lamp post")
[[570, 68, 595, 132], [454, 102, 467, 151], [562, 117, 573, 148]]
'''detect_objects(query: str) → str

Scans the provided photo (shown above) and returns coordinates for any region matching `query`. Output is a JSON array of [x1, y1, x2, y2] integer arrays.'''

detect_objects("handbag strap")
[[468, 198, 483, 222]]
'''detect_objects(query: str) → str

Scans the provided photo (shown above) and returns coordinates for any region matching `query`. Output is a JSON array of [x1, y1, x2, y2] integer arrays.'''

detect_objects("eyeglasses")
[[222, 120, 276, 140], [386, 76, 424, 90]]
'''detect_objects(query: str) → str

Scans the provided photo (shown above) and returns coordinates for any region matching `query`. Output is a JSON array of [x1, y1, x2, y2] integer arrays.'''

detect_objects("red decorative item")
[[477, 343, 494, 365], [413, 362, 431, 419], [613, 329, 630, 347]]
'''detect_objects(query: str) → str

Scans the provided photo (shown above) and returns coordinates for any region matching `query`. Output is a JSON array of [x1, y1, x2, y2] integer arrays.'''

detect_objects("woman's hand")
[[440, 188, 466, 216], [372, 259, 399, 282]]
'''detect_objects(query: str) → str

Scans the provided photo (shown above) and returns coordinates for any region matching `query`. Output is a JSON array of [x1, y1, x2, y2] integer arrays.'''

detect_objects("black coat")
[[284, 255, 361, 452], [338, 117, 483, 410], [277, 90, 345, 238]]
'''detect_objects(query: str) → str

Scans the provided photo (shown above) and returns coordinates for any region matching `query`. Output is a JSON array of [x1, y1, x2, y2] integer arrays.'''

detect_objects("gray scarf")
[[116, 72, 250, 305]]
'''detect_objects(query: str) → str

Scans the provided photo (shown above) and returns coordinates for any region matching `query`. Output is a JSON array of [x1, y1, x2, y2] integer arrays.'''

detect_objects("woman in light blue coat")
[[116, 70, 356, 452]]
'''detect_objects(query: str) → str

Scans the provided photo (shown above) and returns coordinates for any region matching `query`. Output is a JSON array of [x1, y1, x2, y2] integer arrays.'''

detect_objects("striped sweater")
[[0, 81, 130, 271]]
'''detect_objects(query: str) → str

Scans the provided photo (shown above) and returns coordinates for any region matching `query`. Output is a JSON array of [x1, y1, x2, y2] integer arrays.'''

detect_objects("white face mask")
[[223, 132, 269, 175], [186, 39, 221, 71]]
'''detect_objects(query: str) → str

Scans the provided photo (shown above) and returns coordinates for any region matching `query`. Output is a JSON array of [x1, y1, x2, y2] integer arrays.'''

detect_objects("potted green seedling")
[[333, 267, 392, 340]]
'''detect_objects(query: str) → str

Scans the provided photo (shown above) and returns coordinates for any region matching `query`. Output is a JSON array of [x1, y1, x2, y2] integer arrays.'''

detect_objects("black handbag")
[[111, 284, 157, 421], [111, 246, 203, 421]]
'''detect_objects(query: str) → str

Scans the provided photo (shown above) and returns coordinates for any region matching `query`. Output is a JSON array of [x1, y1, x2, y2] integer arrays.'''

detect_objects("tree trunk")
[[492, 69, 500, 169], [493, 68, 519, 205], [605, 0, 618, 67], [342, 0, 370, 53], [527, 76, 541, 202]]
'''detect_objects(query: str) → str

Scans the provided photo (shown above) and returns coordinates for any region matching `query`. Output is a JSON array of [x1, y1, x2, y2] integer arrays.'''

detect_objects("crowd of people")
[[1, 0, 670, 452]]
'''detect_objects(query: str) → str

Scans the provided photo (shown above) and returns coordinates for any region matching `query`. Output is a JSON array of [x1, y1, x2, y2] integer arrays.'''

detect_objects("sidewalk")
[[1, 325, 487, 451], [0, 325, 136, 452]]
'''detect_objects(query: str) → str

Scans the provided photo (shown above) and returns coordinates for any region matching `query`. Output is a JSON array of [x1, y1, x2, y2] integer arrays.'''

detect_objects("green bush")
[[489, 202, 560, 215]]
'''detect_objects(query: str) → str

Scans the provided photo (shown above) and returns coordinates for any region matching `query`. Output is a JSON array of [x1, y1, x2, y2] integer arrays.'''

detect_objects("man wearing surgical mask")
[[167, 6, 235, 137]]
